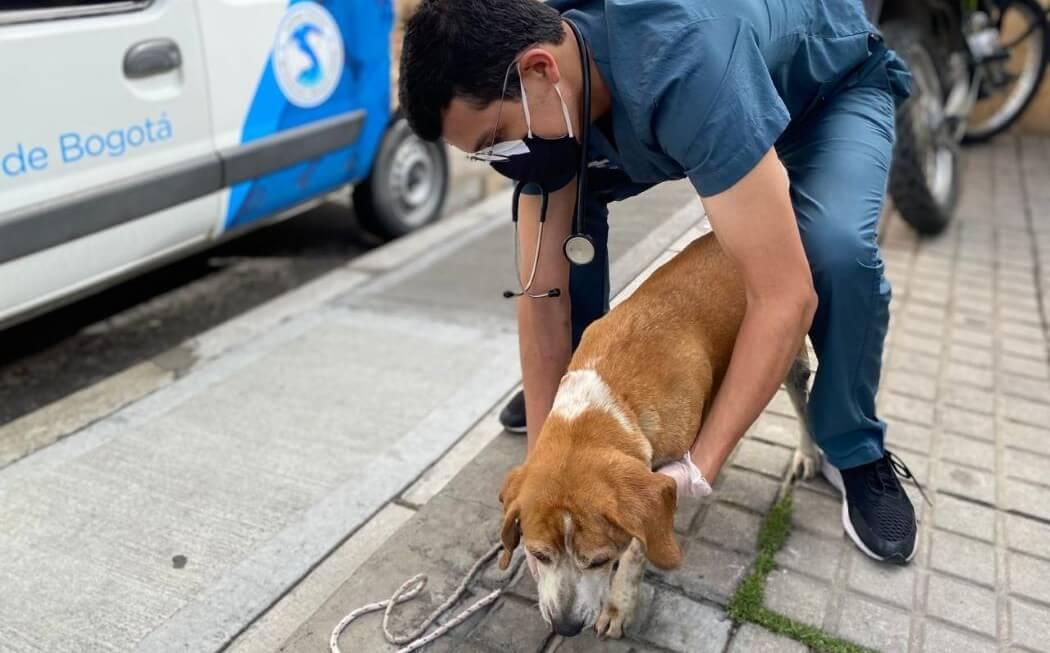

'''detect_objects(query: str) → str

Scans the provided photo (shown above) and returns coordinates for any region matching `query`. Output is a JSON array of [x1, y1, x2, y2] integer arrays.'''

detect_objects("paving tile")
[[714, 468, 780, 514], [764, 569, 830, 628], [765, 390, 799, 418], [1004, 478, 1050, 522], [999, 396, 1050, 427], [882, 392, 936, 426], [951, 343, 995, 368], [834, 594, 911, 653], [1009, 553, 1050, 605], [1010, 597, 1050, 651], [927, 574, 998, 636], [930, 530, 997, 587], [728, 624, 807, 653], [468, 598, 552, 653], [1000, 337, 1048, 359], [1003, 448, 1050, 487], [902, 315, 947, 339], [941, 384, 996, 415], [935, 461, 997, 505], [649, 541, 751, 604], [905, 302, 949, 323], [939, 433, 997, 471], [923, 622, 998, 653], [731, 440, 792, 479], [1000, 321, 1046, 342], [946, 361, 995, 389], [747, 412, 801, 449], [897, 332, 946, 357], [886, 422, 935, 458], [951, 328, 995, 350], [885, 370, 939, 401], [775, 529, 844, 582], [932, 495, 998, 545], [999, 354, 1049, 380], [792, 487, 843, 539], [999, 421, 1046, 455], [552, 634, 642, 652], [891, 349, 942, 377], [940, 408, 996, 441], [846, 547, 916, 609], [1004, 514, 1050, 560], [697, 503, 762, 554], [999, 305, 1044, 326], [998, 373, 1050, 403], [637, 587, 731, 653], [673, 495, 705, 535]]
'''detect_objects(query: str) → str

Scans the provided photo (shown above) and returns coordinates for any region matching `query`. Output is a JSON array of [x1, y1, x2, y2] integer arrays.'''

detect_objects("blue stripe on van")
[[225, 0, 393, 229]]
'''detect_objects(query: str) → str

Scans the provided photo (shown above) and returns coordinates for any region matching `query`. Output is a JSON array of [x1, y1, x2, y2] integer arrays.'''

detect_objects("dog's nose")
[[551, 619, 585, 637]]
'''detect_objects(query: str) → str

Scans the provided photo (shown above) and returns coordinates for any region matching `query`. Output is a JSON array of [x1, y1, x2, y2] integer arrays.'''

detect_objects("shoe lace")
[[870, 451, 932, 507]]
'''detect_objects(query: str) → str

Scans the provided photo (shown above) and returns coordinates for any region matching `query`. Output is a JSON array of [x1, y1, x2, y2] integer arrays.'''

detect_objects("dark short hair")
[[399, 0, 566, 142]]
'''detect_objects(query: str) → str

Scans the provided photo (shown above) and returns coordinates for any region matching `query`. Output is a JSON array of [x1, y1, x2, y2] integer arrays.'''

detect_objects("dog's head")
[[498, 420, 679, 636]]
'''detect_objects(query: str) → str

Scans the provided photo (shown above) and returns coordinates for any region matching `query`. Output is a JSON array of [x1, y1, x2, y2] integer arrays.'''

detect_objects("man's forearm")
[[518, 295, 573, 453], [691, 295, 815, 481]]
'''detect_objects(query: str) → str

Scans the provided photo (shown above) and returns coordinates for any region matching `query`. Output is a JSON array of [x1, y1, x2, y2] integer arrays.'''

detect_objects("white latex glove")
[[656, 452, 712, 499]]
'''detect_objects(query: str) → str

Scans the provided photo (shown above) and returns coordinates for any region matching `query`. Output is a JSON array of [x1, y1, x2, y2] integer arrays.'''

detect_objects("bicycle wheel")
[[963, 0, 1049, 144]]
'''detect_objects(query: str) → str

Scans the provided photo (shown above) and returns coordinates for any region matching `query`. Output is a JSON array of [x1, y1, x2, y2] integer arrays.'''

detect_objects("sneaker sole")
[[820, 458, 918, 564], [502, 424, 527, 435]]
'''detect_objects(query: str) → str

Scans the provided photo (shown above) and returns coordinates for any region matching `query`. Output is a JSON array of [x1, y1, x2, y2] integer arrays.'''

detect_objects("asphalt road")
[[0, 201, 380, 428]]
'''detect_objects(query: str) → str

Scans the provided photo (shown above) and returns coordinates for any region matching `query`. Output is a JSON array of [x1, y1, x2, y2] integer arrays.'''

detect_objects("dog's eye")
[[586, 557, 611, 569], [531, 551, 551, 564]]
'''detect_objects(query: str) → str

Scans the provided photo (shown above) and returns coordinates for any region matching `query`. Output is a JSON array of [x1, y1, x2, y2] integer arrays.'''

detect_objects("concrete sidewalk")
[[0, 176, 701, 653], [283, 137, 1050, 653]]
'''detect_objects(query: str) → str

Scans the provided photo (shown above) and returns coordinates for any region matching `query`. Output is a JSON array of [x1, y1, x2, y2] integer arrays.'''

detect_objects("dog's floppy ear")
[[608, 462, 681, 569], [498, 465, 526, 569]]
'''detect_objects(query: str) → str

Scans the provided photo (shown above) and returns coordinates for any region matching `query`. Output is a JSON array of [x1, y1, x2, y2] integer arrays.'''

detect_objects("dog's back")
[[569, 232, 746, 463]]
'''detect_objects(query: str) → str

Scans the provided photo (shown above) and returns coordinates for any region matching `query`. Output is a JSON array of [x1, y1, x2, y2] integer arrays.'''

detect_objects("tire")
[[353, 114, 449, 240], [961, 0, 1049, 144], [882, 21, 961, 236]]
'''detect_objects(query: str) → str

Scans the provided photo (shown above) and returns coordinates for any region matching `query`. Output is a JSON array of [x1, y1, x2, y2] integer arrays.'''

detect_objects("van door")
[[0, 1, 219, 325], [194, 0, 393, 230]]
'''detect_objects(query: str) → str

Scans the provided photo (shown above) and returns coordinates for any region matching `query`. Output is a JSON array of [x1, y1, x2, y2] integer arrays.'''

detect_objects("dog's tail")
[[784, 344, 812, 419]]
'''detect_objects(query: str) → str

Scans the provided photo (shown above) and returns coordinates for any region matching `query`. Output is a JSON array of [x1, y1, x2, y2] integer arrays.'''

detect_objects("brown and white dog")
[[498, 231, 819, 639]]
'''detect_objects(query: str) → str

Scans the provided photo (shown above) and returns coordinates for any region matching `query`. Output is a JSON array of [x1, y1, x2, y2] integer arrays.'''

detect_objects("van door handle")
[[124, 39, 182, 79]]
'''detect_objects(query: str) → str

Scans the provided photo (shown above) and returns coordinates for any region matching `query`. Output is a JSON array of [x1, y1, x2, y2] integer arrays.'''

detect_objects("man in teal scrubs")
[[399, 0, 924, 565]]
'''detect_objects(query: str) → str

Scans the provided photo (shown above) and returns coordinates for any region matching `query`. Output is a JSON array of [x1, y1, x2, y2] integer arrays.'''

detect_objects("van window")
[[1, 1, 150, 26]]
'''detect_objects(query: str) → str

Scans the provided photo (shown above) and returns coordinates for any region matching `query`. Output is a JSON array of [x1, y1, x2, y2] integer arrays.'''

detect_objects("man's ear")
[[498, 465, 527, 569], [608, 462, 681, 570]]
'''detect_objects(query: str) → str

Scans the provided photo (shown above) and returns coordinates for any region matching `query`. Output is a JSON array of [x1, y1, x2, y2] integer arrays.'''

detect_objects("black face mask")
[[469, 64, 580, 192]]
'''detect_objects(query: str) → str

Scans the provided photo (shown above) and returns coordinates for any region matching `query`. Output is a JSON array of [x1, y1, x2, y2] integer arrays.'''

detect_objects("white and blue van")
[[0, 0, 449, 328]]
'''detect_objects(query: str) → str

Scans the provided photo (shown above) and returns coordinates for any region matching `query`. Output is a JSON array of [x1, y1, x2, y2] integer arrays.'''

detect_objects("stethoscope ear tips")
[[564, 234, 596, 266]]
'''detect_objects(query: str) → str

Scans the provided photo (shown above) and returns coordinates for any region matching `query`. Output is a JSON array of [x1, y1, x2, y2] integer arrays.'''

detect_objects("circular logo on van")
[[273, 2, 344, 108]]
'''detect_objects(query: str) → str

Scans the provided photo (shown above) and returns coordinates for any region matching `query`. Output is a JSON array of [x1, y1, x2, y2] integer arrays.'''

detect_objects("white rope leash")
[[329, 542, 521, 653]]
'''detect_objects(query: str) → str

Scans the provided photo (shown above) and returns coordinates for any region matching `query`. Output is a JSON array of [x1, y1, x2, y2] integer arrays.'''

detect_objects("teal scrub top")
[[547, 0, 912, 196]]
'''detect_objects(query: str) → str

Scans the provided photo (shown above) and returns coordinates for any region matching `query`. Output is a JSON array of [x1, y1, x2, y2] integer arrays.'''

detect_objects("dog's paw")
[[791, 449, 821, 481], [595, 603, 627, 640]]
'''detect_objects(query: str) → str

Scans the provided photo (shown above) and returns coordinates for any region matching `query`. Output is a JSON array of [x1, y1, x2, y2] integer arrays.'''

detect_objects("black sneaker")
[[821, 451, 930, 564], [500, 390, 527, 434]]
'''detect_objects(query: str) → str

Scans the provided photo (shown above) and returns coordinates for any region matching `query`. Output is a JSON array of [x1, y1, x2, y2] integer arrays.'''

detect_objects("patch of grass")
[[727, 493, 876, 653]]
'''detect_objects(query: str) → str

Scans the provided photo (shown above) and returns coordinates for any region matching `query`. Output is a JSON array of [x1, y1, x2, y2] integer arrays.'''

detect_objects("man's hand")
[[689, 148, 817, 482], [656, 452, 713, 499]]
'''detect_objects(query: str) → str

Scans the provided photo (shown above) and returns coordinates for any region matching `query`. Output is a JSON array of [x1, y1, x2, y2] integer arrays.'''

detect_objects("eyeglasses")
[[465, 54, 526, 163]]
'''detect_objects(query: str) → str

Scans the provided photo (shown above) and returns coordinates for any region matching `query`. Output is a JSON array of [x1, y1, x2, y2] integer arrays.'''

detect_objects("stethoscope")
[[504, 19, 595, 300]]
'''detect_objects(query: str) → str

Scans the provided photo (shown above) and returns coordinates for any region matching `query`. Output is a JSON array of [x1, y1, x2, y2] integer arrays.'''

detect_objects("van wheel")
[[353, 115, 449, 240]]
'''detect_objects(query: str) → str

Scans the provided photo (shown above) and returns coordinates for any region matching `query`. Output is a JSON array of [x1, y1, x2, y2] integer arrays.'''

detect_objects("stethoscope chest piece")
[[563, 234, 596, 266]]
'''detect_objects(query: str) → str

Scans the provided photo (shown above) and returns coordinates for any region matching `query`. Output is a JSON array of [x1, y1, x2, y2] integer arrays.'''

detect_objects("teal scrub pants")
[[568, 81, 897, 471]]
